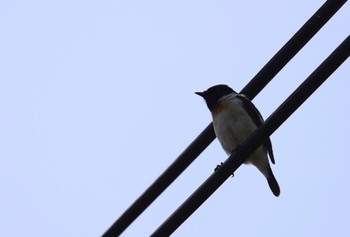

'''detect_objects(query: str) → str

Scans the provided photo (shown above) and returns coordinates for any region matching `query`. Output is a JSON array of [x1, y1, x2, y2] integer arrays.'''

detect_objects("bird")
[[196, 84, 280, 196]]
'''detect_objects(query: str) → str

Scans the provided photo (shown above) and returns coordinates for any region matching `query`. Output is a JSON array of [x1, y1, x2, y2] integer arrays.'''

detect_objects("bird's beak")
[[195, 91, 205, 97]]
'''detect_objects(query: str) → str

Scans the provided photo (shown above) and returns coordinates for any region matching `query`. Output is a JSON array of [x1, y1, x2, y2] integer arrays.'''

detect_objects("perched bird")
[[196, 84, 280, 196]]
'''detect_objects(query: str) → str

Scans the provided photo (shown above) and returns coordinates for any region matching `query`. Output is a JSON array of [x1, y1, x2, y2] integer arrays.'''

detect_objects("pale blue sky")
[[1, 1, 349, 236]]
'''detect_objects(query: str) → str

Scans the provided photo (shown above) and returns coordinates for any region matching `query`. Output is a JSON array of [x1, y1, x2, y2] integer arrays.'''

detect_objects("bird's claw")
[[214, 162, 234, 177], [214, 162, 224, 172]]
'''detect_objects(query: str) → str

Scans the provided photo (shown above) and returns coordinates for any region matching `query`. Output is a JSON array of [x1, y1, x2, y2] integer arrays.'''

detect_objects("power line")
[[101, 1, 347, 236], [150, 35, 350, 237]]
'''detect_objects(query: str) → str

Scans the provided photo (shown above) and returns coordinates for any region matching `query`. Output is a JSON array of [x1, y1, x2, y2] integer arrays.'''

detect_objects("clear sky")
[[1, 1, 349, 236]]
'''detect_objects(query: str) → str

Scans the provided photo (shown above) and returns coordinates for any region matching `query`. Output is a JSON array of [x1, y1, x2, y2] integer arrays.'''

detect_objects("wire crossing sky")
[[102, 2, 347, 236], [1, 1, 349, 237]]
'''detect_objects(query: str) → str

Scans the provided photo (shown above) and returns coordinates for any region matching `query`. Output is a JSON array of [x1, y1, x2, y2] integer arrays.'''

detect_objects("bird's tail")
[[267, 169, 280, 197]]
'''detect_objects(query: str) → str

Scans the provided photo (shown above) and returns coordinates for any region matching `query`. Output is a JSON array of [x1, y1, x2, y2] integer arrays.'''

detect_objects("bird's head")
[[195, 84, 235, 111]]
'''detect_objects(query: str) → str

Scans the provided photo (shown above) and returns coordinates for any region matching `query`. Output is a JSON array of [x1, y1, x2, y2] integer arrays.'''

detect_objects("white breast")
[[213, 95, 258, 156]]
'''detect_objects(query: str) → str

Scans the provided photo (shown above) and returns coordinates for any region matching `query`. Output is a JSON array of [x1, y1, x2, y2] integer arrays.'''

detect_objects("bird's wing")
[[236, 94, 275, 164]]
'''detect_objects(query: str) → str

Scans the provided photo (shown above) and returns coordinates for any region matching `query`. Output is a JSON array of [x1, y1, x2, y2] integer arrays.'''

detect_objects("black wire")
[[150, 35, 350, 237], [241, 0, 348, 99], [101, 1, 347, 236]]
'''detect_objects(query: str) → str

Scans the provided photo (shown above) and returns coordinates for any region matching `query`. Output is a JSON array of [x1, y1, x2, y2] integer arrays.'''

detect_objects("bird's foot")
[[214, 162, 234, 177], [214, 162, 224, 172]]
